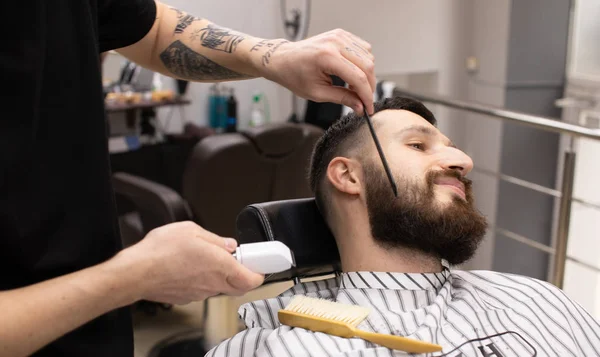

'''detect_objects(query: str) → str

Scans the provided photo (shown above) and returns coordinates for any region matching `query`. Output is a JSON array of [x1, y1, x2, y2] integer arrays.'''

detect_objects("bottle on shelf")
[[226, 88, 238, 133], [216, 84, 228, 131], [250, 92, 270, 127], [208, 84, 220, 129], [208, 84, 228, 132]]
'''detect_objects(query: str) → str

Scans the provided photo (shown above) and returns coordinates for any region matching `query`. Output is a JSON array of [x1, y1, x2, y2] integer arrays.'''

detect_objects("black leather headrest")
[[236, 198, 340, 283], [241, 123, 304, 157]]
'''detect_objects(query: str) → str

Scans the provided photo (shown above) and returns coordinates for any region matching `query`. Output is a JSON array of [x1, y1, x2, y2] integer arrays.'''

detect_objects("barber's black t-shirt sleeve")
[[97, 0, 157, 52]]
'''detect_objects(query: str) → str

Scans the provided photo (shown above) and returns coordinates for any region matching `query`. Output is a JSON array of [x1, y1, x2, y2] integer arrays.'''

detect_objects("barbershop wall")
[[561, 0, 600, 317], [493, 0, 570, 280], [308, 1, 442, 76], [461, 1, 512, 272]]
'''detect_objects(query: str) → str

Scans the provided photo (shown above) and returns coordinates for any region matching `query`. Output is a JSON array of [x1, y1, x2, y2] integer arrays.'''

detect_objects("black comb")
[[363, 104, 398, 197]]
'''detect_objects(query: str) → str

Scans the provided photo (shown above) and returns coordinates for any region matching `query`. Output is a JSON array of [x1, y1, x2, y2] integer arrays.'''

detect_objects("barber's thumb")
[[222, 238, 238, 253], [317, 86, 362, 114], [227, 265, 265, 293]]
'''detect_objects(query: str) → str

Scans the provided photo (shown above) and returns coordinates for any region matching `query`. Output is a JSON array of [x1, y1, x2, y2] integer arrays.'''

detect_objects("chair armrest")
[[112, 172, 193, 233]]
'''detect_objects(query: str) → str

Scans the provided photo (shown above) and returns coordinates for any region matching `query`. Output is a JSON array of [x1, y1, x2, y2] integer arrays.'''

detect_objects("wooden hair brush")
[[279, 295, 442, 353]]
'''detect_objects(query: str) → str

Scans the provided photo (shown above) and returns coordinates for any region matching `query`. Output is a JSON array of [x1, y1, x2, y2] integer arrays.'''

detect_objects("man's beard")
[[364, 164, 488, 265]]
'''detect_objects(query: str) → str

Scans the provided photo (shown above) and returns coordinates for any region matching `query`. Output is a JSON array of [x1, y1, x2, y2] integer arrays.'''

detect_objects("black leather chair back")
[[236, 198, 340, 283]]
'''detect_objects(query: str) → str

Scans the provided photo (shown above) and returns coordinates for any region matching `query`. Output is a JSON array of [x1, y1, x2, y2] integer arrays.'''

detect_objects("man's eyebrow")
[[397, 125, 435, 136], [396, 125, 456, 147]]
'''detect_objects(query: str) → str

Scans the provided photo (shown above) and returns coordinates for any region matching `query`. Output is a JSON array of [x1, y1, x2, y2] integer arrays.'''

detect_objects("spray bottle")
[[250, 92, 270, 127]]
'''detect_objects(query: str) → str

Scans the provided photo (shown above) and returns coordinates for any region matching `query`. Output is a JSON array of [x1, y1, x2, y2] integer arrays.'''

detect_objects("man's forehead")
[[370, 109, 453, 145], [371, 109, 436, 133]]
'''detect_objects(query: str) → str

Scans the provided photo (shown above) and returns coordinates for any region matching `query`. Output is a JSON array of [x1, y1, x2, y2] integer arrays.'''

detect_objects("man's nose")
[[439, 148, 474, 175]]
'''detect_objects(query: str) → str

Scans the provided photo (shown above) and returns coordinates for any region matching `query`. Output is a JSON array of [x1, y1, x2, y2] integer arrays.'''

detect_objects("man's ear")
[[326, 157, 362, 195]]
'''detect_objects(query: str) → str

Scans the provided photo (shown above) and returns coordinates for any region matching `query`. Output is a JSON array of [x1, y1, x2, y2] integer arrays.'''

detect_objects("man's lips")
[[434, 176, 466, 200]]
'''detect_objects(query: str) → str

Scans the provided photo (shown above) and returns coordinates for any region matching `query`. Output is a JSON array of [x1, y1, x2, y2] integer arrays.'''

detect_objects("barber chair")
[[113, 122, 324, 248]]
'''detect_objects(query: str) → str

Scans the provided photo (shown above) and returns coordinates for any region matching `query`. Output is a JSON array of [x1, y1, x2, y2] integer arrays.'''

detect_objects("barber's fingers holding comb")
[[317, 44, 376, 115], [321, 29, 376, 114], [258, 28, 376, 115], [322, 53, 375, 115], [339, 32, 377, 92]]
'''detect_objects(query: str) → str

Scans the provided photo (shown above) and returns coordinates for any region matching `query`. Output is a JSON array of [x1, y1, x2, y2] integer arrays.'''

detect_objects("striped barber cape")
[[206, 264, 600, 357]]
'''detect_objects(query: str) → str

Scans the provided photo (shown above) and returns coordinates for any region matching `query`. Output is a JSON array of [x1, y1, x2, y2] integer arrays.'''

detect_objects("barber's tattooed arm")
[[115, 1, 291, 82], [115, 1, 377, 114], [159, 41, 249, 81]]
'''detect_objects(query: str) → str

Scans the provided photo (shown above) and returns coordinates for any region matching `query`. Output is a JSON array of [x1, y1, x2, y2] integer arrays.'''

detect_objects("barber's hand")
[[259, 29, 376, 115], [118, 221, 264, 305]]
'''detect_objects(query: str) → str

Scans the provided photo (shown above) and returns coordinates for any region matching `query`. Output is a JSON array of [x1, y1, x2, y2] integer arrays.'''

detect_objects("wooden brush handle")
[[354, 329, 442, 353]]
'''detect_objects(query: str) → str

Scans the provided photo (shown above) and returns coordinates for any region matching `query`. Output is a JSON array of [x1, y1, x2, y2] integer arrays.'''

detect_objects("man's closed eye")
[[408, 142, 425, 151]]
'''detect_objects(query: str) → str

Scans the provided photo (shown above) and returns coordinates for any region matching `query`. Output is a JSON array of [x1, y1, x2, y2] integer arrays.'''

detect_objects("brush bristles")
[[283, 296, 371, 327]]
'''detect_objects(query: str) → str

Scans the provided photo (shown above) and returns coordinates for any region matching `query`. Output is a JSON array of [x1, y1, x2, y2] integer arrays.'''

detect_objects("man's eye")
[[409, 143, 425, 151]]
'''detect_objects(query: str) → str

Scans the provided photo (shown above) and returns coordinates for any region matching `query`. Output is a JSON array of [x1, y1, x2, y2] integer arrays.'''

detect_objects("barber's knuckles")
[[322, 29, 373, 56], [151, 221, 234, 255]]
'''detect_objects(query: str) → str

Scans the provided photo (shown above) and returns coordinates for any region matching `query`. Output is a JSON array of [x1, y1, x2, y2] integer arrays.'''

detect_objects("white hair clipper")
[[233, 241, 296, 274]]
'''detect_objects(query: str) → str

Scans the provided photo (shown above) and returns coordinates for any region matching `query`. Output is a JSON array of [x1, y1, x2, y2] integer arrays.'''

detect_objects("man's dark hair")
[[308, 96, 437, 219]]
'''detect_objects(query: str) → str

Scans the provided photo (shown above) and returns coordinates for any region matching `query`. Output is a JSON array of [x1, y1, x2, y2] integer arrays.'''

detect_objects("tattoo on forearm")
[[170, 7, 201, 34], [174, 15, 200, 34], [171, 7, 184, 19], [250, 39, 269, 52], [257, 40, 289, 66], [160, 41, 250, 80], [189, 25, 245, 53]]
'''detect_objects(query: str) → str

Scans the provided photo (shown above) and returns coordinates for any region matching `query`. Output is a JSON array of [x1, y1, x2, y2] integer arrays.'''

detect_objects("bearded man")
[[207, 97, 600, 357]]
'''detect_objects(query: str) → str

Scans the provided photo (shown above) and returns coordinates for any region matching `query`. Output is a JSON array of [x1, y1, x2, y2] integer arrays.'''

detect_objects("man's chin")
[[432, 192, 464, 210]]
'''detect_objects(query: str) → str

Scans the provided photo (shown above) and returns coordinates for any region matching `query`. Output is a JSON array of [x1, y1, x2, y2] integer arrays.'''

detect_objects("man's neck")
[[340, 241, 443, 273], [334, 223, 443, 273]]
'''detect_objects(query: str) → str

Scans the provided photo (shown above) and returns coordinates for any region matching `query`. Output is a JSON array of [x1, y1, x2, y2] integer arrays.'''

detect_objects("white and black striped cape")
[[206, 265, 600, 357]]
